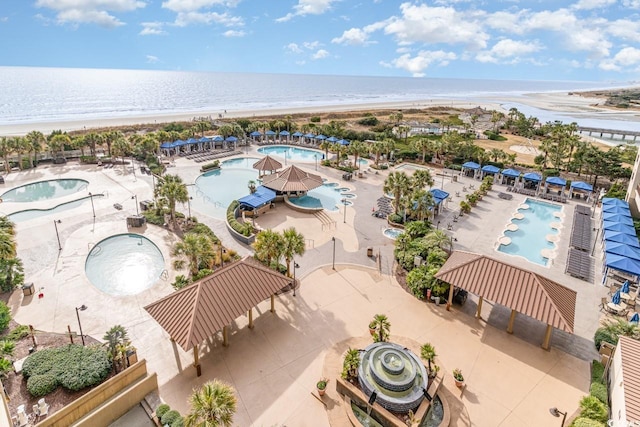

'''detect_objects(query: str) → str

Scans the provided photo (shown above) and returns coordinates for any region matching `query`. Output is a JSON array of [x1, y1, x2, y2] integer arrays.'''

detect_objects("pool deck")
[[1, 150, 609, 426]]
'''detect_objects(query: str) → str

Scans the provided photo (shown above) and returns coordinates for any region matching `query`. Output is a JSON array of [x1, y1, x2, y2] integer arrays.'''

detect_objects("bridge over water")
[[578, 126, 640, 141]]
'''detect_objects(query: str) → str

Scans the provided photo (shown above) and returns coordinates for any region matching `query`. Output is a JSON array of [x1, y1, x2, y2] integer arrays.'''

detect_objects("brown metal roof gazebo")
[[253, 155, 282, 177], [144, 257, 293, 375], [261, 164, 323, 193], [435, 251, 576, 350]]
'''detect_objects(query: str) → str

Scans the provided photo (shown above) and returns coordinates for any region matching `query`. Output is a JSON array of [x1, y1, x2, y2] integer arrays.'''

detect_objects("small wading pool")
[[383, 228, 404, 240], [288, 182, 354, 211], [85, 234, 165, 296], [1, 179, 88, 202]]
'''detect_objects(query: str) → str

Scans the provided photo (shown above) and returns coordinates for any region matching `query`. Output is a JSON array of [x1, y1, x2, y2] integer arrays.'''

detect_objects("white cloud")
[[391, 50, 457, 77], [161, 0, 238, 12], [277, 0, 338, 22], [312, 49, 329, 60], [223, 29, 245, 37], [173, 11, 243, 27], [140, 21, 165, 35], [599, 47, 640, 71], [606, 19, 640, 43], [146, 55, 158, 63], [35, 0, 145, 27], [571, 0, 616, 9], [476, 39, 543, 63], [622, 0, 640, 7], [0, 17, 8, 23], [303, 41, 320, 50], [382, 3, 490, 50], [332, 28, 370, 45], [285, 43, 303, 53]]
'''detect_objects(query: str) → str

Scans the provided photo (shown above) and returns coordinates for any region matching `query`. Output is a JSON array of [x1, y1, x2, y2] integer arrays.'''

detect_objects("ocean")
[[0, 66, 635, 130]]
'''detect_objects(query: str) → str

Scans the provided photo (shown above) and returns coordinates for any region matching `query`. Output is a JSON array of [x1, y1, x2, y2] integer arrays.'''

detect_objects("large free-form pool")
[[193, 160, 258, 218], [498, 198, 561, 266], [1, 179, 88, 202], [85, 234, 165, 296], [257, 145, 324, 162]]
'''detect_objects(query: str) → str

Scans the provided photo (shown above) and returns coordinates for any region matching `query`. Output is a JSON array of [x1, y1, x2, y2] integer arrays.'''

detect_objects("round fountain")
[[358, 342, 429, 413]]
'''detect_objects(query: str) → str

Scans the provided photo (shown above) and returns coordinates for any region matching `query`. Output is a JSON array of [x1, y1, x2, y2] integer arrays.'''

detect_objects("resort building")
[[625, 148, 640, 217], [608, 336, 640, 427]]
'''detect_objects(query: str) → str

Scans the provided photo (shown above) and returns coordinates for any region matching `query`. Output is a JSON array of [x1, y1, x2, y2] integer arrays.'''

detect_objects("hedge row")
[[155, 403, 184, 427], [226, 200, 253, 237], [200, 160, 220, 172]]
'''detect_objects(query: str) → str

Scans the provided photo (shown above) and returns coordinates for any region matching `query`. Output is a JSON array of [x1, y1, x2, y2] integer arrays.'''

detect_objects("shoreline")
[[0, 91, 637, 137]]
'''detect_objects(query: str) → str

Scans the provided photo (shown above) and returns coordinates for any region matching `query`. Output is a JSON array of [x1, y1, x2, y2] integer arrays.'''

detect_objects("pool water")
[[498, 198, 561, 266], [194, 168, 259, 218], [221, 157, 260, 169], [288, 182, 353, 211], [7, 194, 105, 222], [85, 234, 165, 296], [257, 145, 324, 162], [395, 164, 431, 172], [1, 179, 88, 202], [383, 228, 404, 240]]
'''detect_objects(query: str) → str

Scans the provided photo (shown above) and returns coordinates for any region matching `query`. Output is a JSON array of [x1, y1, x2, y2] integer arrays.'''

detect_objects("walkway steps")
[[314, 211, 336, 230]]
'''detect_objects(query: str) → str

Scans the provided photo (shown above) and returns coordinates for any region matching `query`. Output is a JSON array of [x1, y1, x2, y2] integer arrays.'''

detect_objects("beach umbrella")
[[326, 136, 338, 142], [315, 134, 326, 141], [612, 289, 622, 305], [337, 139, 350, 146], [622, 280, 631, 294], [630, 313, 639, 324], [545, 176, 566, 186], [250, 131, 262, 137]]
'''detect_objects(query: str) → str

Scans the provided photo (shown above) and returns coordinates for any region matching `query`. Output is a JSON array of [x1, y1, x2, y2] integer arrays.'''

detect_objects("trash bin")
[[367, 247, 373, 257], [453, 175, 458, 182], [22, 283, 34, 296]]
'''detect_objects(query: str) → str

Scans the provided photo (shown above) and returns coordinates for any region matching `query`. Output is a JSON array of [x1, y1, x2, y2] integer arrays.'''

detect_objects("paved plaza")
[[0, 146, 609, 426]]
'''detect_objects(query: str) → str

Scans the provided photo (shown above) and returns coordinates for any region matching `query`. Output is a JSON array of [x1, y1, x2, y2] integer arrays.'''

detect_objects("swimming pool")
[[288, 182, 354, 211], [498, 198, 561, 266], [1, 179, 88, 202], [193, 167, 259, 217], [383, 228, 404, 240], [257, 145, 324, 162], [221, 157, 260, 169], [395, 164, 431, 172], [85, 234, 165, 296], [7, 194, 105, 222]]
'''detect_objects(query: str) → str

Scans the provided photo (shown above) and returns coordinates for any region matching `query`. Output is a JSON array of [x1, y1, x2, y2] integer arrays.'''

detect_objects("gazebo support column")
[[248, 308, 254, 329], [193, 345, 201, 377], [542, 324, 553, 351], [270, 295, 275, 313], [507, 310, 517, 334], [476, 296, 483, 319], [446, 285, 454, 311], [223, 326, 229, 347]]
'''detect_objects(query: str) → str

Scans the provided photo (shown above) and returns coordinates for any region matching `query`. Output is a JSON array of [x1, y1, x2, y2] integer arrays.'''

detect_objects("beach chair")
[[599, 297, 607, 312]]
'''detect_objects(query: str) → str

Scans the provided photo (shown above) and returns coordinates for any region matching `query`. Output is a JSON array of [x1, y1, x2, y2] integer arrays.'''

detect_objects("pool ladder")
[[160, 270, 169, 280]]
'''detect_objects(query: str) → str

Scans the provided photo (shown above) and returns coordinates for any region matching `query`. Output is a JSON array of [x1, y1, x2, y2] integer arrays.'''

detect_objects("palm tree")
[[25, 131, 45, 168], [410, 189, 434, 221], [11, 137, 27, 170], [412, 138, 430, 163], [425, 230, 453, 253], [319, 141, 331, 160], [185, 380, 237, 427], [0, 138, 11, 173], [372, 141, 385, 166], [157, 174, 189, 227], [349, 140, 369, 170], [47, 134, 71, 161], [111, 136, 132, 172], [420, 343, 437, 373], [253, 229, 283, 268], [281, 228, 305, 277], [383, 171, 411, 215], [412, 169, 434, 189], [103, 325, 131, 372], [370, 314, 391, 343], [173, 233, 215, 276]]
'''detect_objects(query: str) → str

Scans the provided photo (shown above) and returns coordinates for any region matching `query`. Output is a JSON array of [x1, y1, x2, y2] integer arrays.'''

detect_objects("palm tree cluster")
[[155, 174, 189, 227], [383, 170, 435, 223], [0, 216, 23, 293], [185, 380, 237, 427], [252, 227, 305, 277], [103, 325, 134, 373]]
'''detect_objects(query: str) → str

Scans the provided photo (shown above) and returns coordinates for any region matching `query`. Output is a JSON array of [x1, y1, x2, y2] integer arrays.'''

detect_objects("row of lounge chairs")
[[566, 248, 593, 281], [505, 186, 538, 196], [193, 150, 243, 163], [256, 139, 320, 148], [539, 192, 567, 203], [373, 197, 393, 218], [566, 205, 593, 282], [498, 192, 513, 200], [570, 211, 592, 252]]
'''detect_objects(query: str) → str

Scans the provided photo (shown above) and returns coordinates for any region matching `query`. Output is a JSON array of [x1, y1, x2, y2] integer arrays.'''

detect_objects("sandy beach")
[[0, 91, 637, 137]]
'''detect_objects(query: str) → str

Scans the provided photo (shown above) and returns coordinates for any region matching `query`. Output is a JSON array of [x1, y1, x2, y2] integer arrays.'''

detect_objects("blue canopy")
[[603, 213, 634, 226], [430, 189, 450, 205], [304, 133, 315, 138], [292, 132, 303, 137], [631, 312, 639, 324], [612, 289, 622, 305], [570, 181, 593, 191], [279, 130, 290, 136], [462, 161, 480, 170], [326, 136, 338, 142], [198, 136, 210, 143], [315, 134, 327, 140], [607, 254, 640, 276], [265, 130, 277, 136], [501, 168, 520, 178], [237, 186, 276, 209], [212, 135, 224, 142], [173, 139, 188, 146], [622, 280, 631, 293], [481, 165, 500, 174], [605, 242, 640, 261], [523, 172, 542, 182], [602, 198, 628, 207], [337, 139, 350, 145], [160, 142, 173, 149], [603, 205, 631, 216], [604, 230, 640, 248], [603, 221, 636, 235], [250, 131, 262, 137], [546, 176, 566, 186], [225, 136, 238, 142]]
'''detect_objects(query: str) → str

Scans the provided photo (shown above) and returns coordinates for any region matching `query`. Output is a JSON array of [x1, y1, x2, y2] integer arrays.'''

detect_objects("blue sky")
[[1, 0, 639, 81]]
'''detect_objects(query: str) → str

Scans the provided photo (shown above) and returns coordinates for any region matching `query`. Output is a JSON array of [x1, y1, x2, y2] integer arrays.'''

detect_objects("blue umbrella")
[[631, 312, 639, 324], [622, 280, 630, 294], [612, 289, 622, 305]]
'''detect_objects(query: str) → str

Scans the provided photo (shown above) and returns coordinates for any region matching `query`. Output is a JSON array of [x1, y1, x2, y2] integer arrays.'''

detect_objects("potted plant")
[[316, 378, 329, 396], [368, 320, 377, 336], [341, 348, 361, 383], [453, 368, 464, 387]]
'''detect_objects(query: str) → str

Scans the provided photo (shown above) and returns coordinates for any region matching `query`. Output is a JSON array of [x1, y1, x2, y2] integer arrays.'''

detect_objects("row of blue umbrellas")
[[610, 282, 638, 323], [160, 135, 237, 149], [249, 131, 350, 145]]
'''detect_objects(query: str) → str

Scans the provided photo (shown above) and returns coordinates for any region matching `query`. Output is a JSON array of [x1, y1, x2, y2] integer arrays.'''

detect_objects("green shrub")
[[0, 303, 11, 333], [406, 265, 430, 298], [161, 410, 182, 426], [569, 417, 606, 427], [388, 213, 403, 224], [200, 160, 220, 172], [22, 344, 111, 395], [156, 403, 170, 419], [590, 382, 608, 405], [5, 325, 30, 341], [578, 395, 608, 423], [591, 360, 605, 385], [27, 374, 58, 397], [310, 116, 321, 123], [171, 275, 191, 291], [358, 116, 379, 126], [594, 327, 618, 350], [187, 223, 219, 242], [143, 211, 165, 226], [171, 417, 184, 427]]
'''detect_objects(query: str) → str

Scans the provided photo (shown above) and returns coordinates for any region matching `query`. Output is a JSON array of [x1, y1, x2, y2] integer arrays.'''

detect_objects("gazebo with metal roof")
[[144, 257, 293, 376], [435, 251, 576, 350], [261, 164, 323, 195], [253, 155, 283, 177]]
